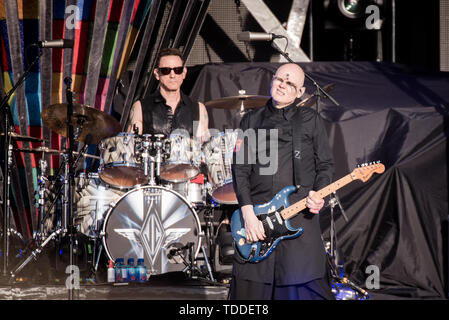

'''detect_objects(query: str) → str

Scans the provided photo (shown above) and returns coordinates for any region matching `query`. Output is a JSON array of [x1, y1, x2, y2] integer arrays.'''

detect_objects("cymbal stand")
[[202, 206, 216, 273], [1, 47, 43, 278], [35, 144, 88, 243], [64, 76, 78, 300], [325, 193, 369, 298], [9, 135, 94, 280], [328, 192, 348, 278], [36, 158, 48, 240]]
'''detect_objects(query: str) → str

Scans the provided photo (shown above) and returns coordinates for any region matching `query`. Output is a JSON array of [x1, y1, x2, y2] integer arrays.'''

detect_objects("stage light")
[[337, 0, 365, 19]]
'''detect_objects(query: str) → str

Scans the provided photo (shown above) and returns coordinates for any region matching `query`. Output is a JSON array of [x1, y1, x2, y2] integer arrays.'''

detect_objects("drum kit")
[[6, 93, 277, 282]]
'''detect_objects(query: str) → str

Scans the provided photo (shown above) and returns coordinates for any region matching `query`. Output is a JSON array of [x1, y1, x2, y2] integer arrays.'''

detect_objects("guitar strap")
[[291, 106, 303, 188]]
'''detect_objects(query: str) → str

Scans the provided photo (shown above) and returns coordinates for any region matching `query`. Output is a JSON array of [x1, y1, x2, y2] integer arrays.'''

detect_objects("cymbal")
[[41, 103, 122, 144], [297, 83, 336, 108], [15, 146, 100, 159], [205, 95, 270, 111], [1, 132, 43, 143]]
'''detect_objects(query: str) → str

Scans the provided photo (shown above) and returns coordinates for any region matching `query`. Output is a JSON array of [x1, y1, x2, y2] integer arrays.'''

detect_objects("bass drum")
[[102, 186, 202, 275]]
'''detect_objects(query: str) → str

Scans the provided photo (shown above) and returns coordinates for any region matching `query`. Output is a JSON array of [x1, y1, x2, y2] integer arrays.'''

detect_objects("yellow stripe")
[[118, 27, 139, 79], [2, 71, 14, 104], [18, 0, 40, 19], [0, 1, 6, 20], [52, 72, 63, 104]]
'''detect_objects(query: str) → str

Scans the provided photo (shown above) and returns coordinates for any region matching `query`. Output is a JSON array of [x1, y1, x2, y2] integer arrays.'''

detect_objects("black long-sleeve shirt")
[[231, 98, 334, 285]]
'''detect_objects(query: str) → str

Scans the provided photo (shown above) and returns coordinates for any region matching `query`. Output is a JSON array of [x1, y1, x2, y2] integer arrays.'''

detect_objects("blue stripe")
[[22, 19, 40, 73], [77, 0, 95, 21], [53, 0, 67, 20], [0, 20, 12, 71]]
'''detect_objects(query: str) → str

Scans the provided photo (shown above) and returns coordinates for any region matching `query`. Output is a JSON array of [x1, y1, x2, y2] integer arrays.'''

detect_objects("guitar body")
[[230, 186, 304, 263], [230, 162, 385, 263]]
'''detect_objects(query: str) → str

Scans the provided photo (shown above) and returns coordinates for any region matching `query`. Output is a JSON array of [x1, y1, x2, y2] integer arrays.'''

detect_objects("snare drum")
[[159, 132, 201, 182], [203, 131, 238, 204], [74, 173, 125, 237], [164, 175, 206, 207], [98, 132, 146, 188]]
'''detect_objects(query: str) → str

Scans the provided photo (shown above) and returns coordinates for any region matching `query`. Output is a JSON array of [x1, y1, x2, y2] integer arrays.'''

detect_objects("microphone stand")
[[1, 48, 43, 278], [64, 77, 77, 300], [328, 192, 348, 278], [269, 41, 340, 111]]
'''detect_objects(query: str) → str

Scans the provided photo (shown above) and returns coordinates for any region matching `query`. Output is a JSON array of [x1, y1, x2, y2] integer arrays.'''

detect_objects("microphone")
[[167, 242, 194, 259], [38, 39, 74, 48], [237, 32, 284, 42]]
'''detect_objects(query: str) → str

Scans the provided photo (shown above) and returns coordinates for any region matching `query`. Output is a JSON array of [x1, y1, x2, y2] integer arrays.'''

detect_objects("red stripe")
[[131, 0, 143, 24], [72, 21, 89, 75], [0, 36, 10, 71], [109, 0, 124, 22]]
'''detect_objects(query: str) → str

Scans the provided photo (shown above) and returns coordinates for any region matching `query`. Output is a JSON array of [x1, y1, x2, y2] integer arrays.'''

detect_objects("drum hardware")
[[153, 133, 170, 179], [201, 245, 215, 282], [135, 133, 169, 186], [9, 78, 93, 300], [14, 146, 100, 160], [1, 131, 44, 143], [327, 192, 348, 279], [170, 241, 214, 282], [32, 137, 96, 240], [36, 159, 49, 238], [1, 46, 44, 278], [201, 206, 217, 274]]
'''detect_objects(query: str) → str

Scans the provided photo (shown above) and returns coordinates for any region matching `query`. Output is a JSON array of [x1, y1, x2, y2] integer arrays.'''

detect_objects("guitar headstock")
[[351, 161, 385, 182]]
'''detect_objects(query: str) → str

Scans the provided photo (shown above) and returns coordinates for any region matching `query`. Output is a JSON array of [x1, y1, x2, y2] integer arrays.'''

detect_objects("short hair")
[[156, 48, 184, 67]]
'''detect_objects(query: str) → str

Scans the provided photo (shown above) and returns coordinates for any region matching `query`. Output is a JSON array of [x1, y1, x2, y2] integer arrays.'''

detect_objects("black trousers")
[[229, 276, 336, 300]]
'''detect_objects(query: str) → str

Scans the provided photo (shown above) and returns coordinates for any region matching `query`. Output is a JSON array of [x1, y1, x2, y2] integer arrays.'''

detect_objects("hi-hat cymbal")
[[297, 83, 336, 108], [205, 95, 270, 111], [15, 146, 100, 159], [41, 103, 122, 144], [1, 132, 43, 143]]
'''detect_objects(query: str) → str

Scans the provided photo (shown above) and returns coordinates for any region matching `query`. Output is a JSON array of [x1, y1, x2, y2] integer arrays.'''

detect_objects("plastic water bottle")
[[136, 258, 147, 282], [121, 258, 128, 282], [114, 258, 123, 282], [127, 258, 137, 282], [107, 260, 115, 283]]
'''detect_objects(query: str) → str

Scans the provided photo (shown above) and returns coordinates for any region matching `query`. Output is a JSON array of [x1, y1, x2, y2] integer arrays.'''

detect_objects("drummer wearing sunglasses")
[[126, 48, 209, 143]]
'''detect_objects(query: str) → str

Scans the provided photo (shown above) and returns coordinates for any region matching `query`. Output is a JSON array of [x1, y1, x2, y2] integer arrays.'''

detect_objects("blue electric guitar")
[[230, 162, 385, 263]]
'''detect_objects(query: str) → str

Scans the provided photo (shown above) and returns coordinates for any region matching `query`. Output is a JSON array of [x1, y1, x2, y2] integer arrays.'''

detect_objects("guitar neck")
[[281, 173, 355, 220]]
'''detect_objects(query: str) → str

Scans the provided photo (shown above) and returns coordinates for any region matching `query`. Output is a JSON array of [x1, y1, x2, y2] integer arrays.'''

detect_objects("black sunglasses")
[[157, 66, 184, 75]]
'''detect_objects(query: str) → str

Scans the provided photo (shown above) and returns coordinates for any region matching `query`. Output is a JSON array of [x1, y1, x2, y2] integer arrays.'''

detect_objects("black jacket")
[[231, 99, 335, 285]]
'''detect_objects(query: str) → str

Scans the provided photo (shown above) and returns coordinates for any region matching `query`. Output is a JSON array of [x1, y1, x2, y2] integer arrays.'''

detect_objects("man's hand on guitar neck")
[[241, 205, 266, 243], [306, 190, 325, 214]]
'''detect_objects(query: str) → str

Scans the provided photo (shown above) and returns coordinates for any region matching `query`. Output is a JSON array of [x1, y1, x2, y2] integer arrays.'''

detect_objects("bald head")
[[271, 63, 306, 108], [275, 63, 305, 87]]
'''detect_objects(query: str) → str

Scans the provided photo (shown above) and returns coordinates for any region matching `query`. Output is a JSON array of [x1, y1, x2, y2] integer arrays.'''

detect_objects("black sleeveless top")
[[140, 90, 200, 137]]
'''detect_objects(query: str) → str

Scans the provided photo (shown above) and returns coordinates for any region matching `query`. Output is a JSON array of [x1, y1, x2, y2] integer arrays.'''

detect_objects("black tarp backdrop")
[[187, 61, 449, 299]]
